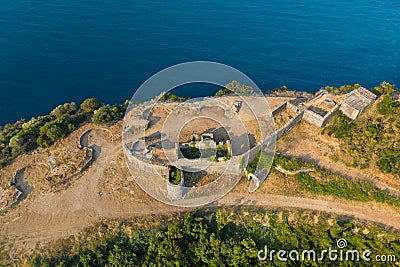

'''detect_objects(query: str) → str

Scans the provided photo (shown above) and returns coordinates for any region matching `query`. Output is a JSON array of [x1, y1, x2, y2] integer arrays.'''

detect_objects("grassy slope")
[[322, 93, 399, 176]]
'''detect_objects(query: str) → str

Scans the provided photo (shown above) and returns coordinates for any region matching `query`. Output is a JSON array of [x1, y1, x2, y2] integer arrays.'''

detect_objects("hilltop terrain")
[[0, 83, 399, 265]]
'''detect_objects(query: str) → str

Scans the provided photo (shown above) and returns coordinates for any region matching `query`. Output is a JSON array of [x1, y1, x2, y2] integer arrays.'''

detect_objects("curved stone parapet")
[[247, 168, 269, 192], [78, 129, 91, 149], [166, 173, 189, 200], [124, 144, 169, 176]]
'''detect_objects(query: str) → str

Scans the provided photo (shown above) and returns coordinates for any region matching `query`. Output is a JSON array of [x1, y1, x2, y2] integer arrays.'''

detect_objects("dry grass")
[[273, 107, 298, 129]]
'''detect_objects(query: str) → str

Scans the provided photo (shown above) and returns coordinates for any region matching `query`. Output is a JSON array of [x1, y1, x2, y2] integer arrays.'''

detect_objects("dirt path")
[[216, 193, 400, 229], [1, 127, 400, 257], [3, 184, 399, 252]]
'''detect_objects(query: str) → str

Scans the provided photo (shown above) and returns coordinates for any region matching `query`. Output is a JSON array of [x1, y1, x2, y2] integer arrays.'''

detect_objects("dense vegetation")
[[180, 146, 201, 159], [215, 80, 257, 96], [216, 144, 229, 158], [322, 82, 400, 176], [0, 103, 83, 167], [169, 166, 182, 185], [180, 144, 230, 160], [0, 98, 126, 167], [271, 85, 288, 92], [324, 83, 362, 94], [27, 208, 400, 266], [158, 91, 187, 102], [91, 104, 126, 125]]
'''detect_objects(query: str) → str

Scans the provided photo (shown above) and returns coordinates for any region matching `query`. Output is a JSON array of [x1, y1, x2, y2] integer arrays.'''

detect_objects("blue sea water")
[[1, 0, 400, 125]]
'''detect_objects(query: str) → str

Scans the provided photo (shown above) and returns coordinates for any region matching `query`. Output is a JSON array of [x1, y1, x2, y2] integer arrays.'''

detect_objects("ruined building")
[[339, 87, 377, 120]]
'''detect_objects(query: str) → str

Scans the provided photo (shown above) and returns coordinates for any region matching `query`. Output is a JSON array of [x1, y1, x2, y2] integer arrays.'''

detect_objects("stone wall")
[[303, 109, 324, 127], [78, 129, 91, 149], [339, 102, 359, 120], [356, 87, 377, 102], [322, 104, 340, 125], [287, 101, 300, 113], [166, 182, 190, 200], [287, 98, 308, 113], [124, 145, 169, 176], [248, 168, 269, 192], [244, 109, 304, 192], [240, 144, 261, 170], [303, 104, 339, 128], [271, 102, 287, 116], [339, 87, 377, 120], [275, 111, 304, 138], [167, 168, 188, 200]]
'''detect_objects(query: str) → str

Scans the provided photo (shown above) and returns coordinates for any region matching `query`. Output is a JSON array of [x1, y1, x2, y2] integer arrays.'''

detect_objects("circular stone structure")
[[122, 61, 276, 207]]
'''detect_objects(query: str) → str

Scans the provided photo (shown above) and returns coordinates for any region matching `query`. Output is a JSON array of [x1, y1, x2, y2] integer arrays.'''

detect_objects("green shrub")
[[223, 154, 231, 161], [216, 144, 228, 157], [80, 98, 104, 113], [376, 146, 400, 174], [158, 92, 186, 102], [0, 99, 125, 167], [322, 91, 399, 177], [323, 112, 354, 139], [180, 147, 201, 159], [216, 80, 256, 96], [50, 102, 76, 117], [36, 115, 78, 148], [246, 152, 274, 173], [169, 167, 182, 185], [92, 105, 125, 125], [377, 95, 399, 115], [207, 155, 218, 162], [325, 83, 362, 94], [373, 81, 397, 95]]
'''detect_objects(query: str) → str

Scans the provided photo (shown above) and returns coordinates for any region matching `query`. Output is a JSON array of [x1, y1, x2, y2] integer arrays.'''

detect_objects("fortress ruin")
[[123, 87, 377, 202]]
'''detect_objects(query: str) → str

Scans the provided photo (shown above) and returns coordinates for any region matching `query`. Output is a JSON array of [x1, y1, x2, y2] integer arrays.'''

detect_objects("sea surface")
[[1, 0, 400, 125]]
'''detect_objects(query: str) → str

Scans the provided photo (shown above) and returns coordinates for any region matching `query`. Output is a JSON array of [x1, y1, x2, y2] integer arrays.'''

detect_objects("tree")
[[8, 135, 24, 149], [37, 130, 54, 148], [80, 98, 104, 113], [46, 124, 65, 141], [9, 135, 28, 157], [92, 105, 124, 125], [106, 244, 137, 267], [37, 117, 73, 148], [374, 81, 397, 95], [50, 102, 76, 117], [215, 88, 231, 96], [169, 167, 182, 185], [216, 81, 257, 96], [25, 208, 400, 266], [226, 80, 256, 95], [158, 92, 186, 102]]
